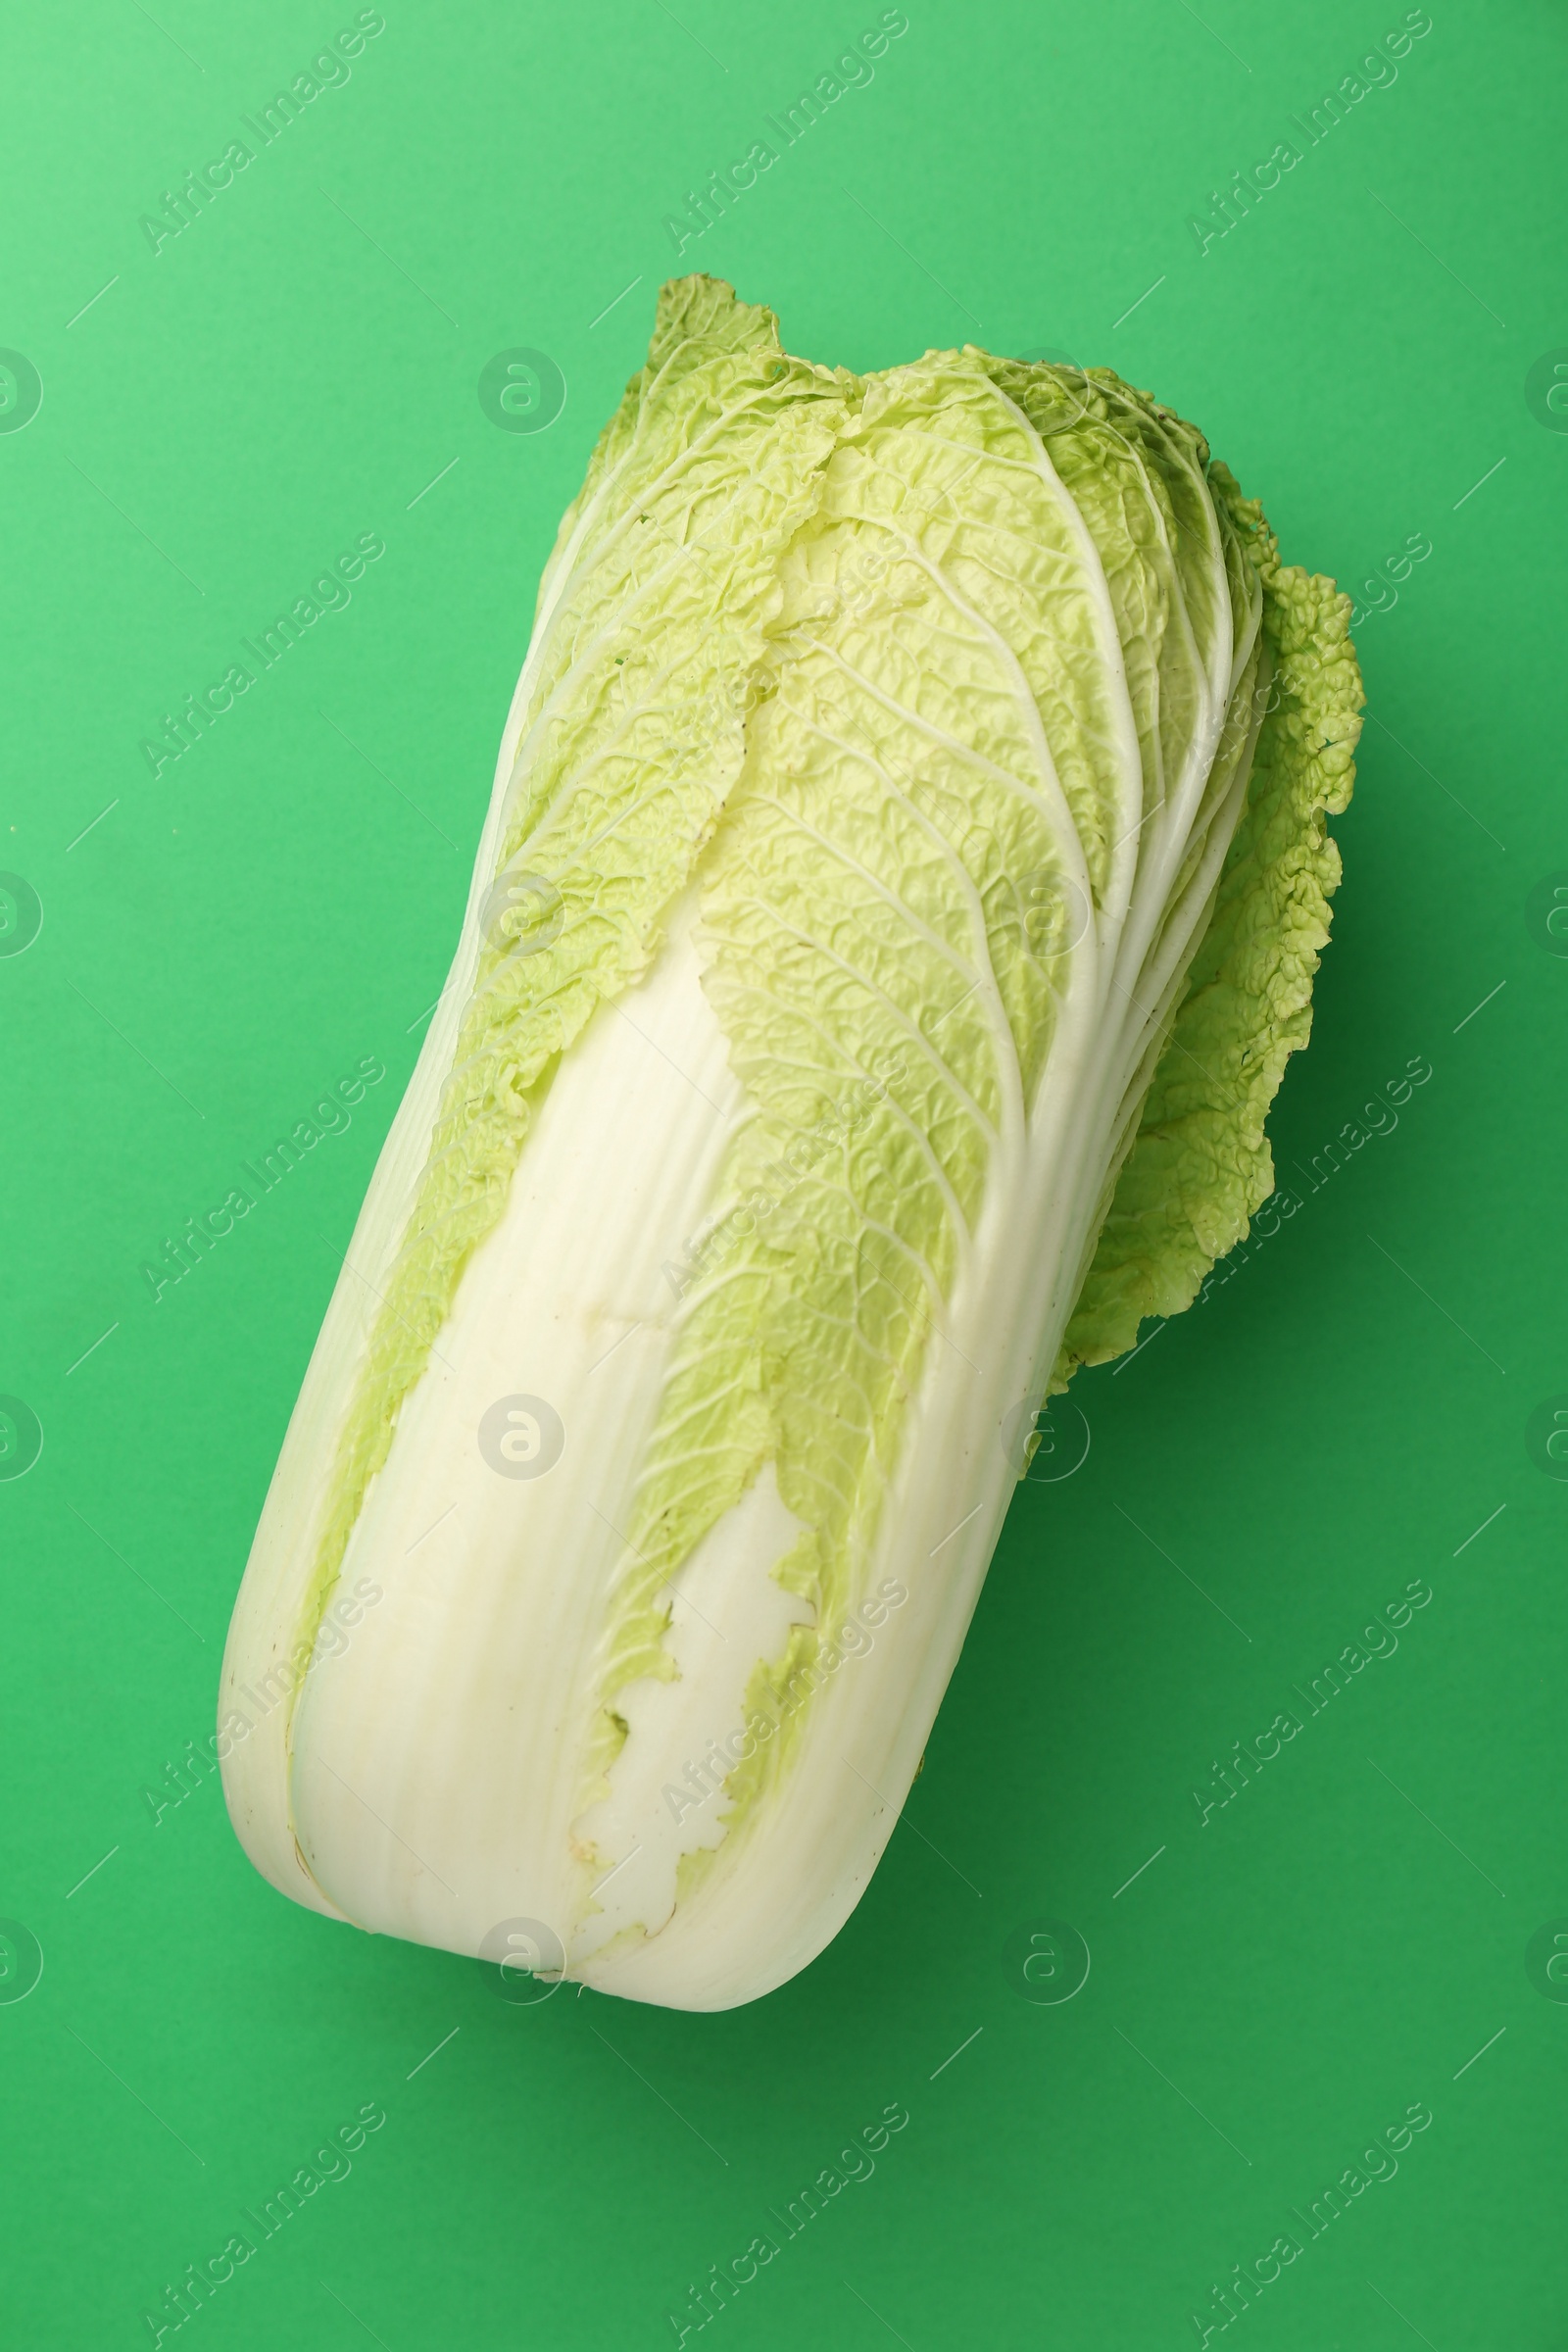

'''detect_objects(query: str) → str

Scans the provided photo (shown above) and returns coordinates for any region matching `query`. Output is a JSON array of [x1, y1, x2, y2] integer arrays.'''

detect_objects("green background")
[[3, 0, 1564, 2343]]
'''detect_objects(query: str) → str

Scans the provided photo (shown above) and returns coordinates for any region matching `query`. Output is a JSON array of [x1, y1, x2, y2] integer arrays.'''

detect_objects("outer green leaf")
[[1057, 466, 1364, 1376]]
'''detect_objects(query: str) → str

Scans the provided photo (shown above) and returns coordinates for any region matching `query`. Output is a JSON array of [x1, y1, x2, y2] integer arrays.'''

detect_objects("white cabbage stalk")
[[220, 277, 1361, 2009]]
